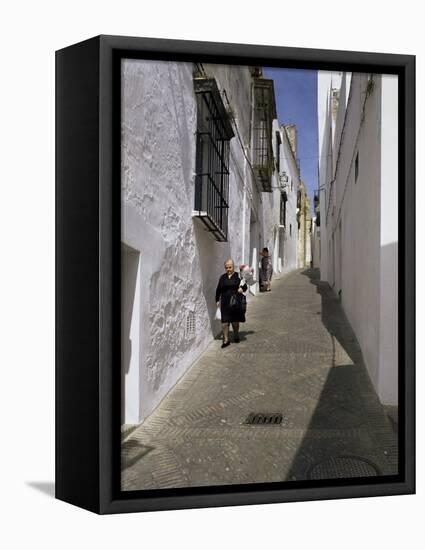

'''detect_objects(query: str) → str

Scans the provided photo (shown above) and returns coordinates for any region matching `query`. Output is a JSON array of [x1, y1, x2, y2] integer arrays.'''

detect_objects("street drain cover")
[[307, 456, 380, 480], [245, 413, 283, 425]]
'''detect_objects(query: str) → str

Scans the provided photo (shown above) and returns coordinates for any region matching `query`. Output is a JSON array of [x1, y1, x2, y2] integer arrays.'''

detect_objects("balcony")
[[252, 79, 277, 192]]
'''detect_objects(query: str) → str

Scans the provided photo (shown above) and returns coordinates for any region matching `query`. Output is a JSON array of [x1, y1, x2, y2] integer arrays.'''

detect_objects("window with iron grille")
[[193, 78, 234, 242], [252, 79, 277, 192]]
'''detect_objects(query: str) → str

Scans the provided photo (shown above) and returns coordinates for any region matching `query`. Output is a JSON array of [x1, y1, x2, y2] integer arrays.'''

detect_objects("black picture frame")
[[56, 34, 415, 514]]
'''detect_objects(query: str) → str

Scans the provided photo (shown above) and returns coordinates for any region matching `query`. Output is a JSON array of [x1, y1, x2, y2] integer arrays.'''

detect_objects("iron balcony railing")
[[252, 79, 277, 192]]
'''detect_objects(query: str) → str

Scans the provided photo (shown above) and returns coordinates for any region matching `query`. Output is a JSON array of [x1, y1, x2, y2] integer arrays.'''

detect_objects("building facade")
[[121, 60, 300, 425], [311, 191, 321, 269], [317, 71, 398, 406], [297, 181, 312, 268], [272, 123, 300, 275]]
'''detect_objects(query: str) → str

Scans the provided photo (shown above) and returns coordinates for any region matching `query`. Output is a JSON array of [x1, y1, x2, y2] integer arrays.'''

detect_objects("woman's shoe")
[[221, 341, 230, 348], [234, 337, 240, 343]]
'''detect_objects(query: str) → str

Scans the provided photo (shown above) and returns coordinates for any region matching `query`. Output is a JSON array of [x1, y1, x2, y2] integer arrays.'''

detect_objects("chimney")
[[284, 124, 297, 158]]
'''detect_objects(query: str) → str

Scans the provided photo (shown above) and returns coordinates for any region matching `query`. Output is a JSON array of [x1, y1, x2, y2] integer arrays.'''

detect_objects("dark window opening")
[[275, 130, 282, 173], [193, 78, 234, 242], [280, 192, 287, 227]]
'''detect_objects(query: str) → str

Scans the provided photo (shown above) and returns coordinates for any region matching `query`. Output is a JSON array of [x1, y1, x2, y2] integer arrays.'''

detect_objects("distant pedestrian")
[[259, 247, 273, 292], [215, 259, 248, 348]]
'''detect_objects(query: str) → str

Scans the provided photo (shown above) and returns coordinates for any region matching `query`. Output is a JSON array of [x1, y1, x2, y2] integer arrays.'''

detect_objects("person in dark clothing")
[[259, 247, 273, 292], [215, 259, 248, 348]]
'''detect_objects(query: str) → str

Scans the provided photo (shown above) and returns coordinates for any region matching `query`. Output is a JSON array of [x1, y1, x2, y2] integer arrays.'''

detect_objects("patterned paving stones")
[[121, 268, 398, 491]]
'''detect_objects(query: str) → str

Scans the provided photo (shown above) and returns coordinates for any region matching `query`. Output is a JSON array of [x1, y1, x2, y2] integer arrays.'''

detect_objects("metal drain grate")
[[245, 413, 283, 425], [307, 456, 380, 480]]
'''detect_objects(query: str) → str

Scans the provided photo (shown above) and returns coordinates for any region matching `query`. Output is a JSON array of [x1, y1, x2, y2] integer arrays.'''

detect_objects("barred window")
[[252, 79, 277, 192], [193, 78, 234, 242]]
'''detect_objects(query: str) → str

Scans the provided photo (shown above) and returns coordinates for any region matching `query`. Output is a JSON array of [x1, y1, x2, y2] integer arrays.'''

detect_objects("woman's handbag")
[[214, 306, 221, 320], [240, 294, 247, 314], [229, 292, 246, 313]]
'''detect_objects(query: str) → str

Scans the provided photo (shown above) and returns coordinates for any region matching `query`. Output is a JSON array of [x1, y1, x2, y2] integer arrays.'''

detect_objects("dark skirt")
[[260, 257, 273, 284], [220, 293, 246, 323]]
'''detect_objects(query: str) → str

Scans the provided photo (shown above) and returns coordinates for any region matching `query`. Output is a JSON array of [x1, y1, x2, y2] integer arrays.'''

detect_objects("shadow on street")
[[285, 269, 398, 481]]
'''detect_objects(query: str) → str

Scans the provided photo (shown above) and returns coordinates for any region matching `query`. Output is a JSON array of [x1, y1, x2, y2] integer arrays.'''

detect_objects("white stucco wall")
[[378, 74, 398, 405], [280, 125, 299, 274], [311, 218, 320, 269], [122, 59, 210, 424], [259, 120, 280, 276], [317, 71, 398, 406], [256, 120, 301, 279], [121, 60, 286, 424], [317, 71, 333, 282], [337, 74, 382, 390]]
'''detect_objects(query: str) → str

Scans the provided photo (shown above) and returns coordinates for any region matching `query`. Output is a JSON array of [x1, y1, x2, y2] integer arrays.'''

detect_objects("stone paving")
[[121, 268, 398, 490]]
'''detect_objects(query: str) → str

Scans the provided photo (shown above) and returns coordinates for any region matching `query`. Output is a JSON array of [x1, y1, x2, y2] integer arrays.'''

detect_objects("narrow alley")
[[121, 269, 398, 490]]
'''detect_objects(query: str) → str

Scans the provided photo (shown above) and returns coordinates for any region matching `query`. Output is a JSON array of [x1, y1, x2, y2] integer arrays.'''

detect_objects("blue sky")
[[263, 67, 318, 211]]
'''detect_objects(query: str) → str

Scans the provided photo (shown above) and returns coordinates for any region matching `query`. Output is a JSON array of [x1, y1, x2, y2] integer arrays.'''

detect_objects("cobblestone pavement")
[[121, 268, 398, 490]]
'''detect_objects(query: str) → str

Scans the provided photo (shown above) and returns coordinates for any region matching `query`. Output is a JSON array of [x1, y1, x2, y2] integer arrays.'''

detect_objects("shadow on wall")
[[193, 222, 231, 337], [301, 268, 364, 364], [379, 240, 398, 403], [284, 269, 398, 481], [380, 242, 398, 282]]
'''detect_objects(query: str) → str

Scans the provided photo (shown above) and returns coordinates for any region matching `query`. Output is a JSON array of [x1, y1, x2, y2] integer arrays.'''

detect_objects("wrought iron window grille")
[[193, 78, 234, 242], [252, 79, 277, 193]]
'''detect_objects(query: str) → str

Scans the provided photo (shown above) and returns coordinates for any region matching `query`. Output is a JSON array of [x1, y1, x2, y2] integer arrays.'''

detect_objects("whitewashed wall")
[[121, 59, 284, 424], [378, 75, 398, 405], [317, 71, 333, 283], [259, 120, 280, 277], [279, 125, 299, 274], [334, 73, 382, 392], [311, 218, 321, 269], [122, 59, 208, 424], [317, 71, 398, 406]]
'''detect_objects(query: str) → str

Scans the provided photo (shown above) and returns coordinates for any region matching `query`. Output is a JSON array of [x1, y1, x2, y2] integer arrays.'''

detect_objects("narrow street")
[[121, 268, 398, 490]]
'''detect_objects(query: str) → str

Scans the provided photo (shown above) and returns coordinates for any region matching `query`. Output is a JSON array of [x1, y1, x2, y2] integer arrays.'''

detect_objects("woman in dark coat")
[[216, 259, 248, 348], [259, 247, 273, 292]]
